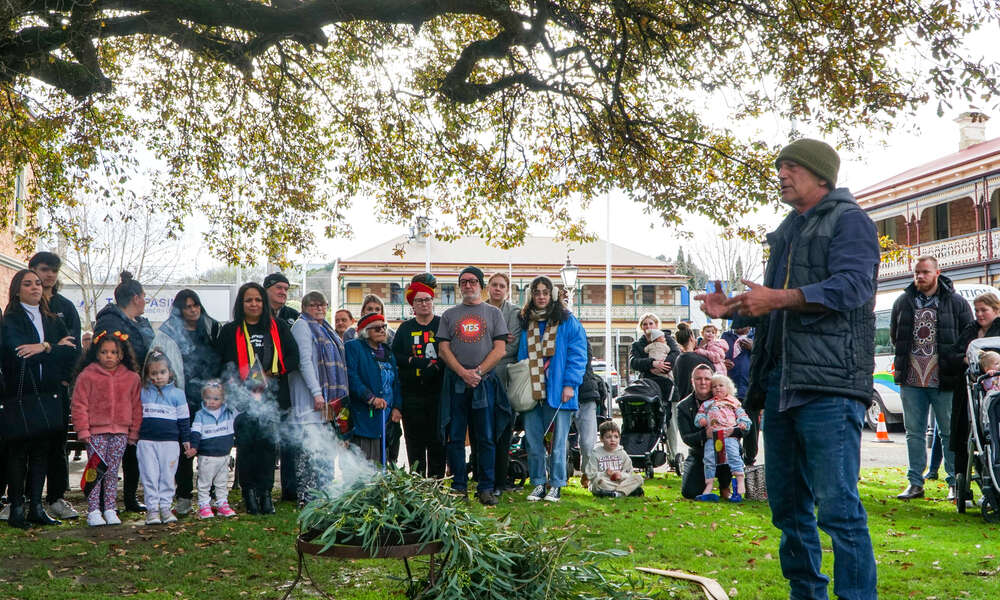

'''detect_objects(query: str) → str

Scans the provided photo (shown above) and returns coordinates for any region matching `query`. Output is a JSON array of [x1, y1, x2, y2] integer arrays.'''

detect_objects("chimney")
[[955, 108, 990, 151]]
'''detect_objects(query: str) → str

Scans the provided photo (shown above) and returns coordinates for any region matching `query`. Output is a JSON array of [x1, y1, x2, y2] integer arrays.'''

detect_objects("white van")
[[871, 283, 1000, 430]]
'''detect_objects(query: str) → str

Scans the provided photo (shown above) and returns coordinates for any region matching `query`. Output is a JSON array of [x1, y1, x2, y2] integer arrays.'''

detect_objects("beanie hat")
[[458, 266, 485, 288], [405, 281, 435, 306], [774, 139, 840, 188], [263, 273, 290, 289], [357, 312, 385, 332]]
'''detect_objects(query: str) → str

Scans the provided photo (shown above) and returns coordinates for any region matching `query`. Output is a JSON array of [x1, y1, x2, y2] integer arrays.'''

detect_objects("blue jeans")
[[445, 387, 496, 493], [523, 402, 573, 488], [764, 371, 877, 600], [574, 401, 598, 476], [703, 436, 744, 479], [900, 386, 955, 486]]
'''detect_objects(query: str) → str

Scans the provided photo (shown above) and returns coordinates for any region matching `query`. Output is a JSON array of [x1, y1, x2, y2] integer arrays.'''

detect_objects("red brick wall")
[[950, 197, 977, 237]]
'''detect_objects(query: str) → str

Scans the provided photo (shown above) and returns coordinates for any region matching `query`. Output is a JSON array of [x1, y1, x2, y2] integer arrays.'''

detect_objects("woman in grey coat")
[[288, 291, 348, 505]]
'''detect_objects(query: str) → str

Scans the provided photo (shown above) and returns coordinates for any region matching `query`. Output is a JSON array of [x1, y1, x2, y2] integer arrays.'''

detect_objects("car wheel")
[[865, 395, 884, 431]]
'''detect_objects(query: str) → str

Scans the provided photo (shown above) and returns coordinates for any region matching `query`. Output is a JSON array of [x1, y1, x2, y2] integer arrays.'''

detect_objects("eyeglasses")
[[307, 303, 329, 309], [413, 298, 433, 304], [459, 279, 480, 287], [369, 325, 388, 332]]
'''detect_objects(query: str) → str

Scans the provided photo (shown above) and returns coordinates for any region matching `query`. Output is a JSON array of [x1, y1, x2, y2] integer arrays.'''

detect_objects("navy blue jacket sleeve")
[[798, 210, 880, 312]]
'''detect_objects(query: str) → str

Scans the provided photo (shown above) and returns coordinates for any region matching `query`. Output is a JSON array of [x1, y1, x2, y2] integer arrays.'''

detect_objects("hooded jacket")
[[153, 306, 222, 404], [191, 401, 238, 456], [889, 274, 973, 390], [94, 303, 155, 367], [71, 363, 143, 443]]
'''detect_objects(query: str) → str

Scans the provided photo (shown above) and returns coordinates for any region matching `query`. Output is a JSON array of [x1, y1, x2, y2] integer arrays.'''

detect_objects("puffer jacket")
[[94, 303, 155, 366], [71, 362, 143, 443]]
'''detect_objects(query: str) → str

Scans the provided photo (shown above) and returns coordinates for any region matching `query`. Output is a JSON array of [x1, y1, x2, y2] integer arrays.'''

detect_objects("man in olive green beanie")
[[774, 138, 840, 188]]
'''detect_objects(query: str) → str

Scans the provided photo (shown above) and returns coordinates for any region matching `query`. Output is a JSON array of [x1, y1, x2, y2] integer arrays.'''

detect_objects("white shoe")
[[145, 511, 162, 525], [543, 487, 562, 502], [103, 509, 122, 525], [0, 503, 9, 521], [87, 510, 107, 527], [48, 498, 80, 519], [174, 497, 192, 515], [160, 507, 177, 524]]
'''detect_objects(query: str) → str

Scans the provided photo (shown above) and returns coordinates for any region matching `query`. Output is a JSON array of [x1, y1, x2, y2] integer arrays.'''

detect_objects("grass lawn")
[[2, 466, 999, 599]]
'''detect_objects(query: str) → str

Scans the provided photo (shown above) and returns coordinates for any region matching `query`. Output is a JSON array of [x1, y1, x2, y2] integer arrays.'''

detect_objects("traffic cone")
[[876, 410, 892, 443]]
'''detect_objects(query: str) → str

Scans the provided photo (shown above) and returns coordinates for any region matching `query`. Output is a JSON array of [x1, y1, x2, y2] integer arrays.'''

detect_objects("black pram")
[[616, 378, 671, 478]]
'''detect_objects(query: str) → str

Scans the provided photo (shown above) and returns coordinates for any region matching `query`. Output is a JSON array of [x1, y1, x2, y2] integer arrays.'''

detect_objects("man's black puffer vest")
[[890, 275, 973, 391], [746, 189, 878, 410]]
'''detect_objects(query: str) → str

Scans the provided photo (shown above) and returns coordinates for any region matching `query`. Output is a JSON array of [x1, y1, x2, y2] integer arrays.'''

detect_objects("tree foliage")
[[2, 0, 998, 266]]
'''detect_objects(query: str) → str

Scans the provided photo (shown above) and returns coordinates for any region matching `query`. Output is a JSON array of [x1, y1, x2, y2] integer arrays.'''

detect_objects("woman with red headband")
[[344, 311, 402, 463], [391, 274, 445, 477], [217, 282, 299, 515]]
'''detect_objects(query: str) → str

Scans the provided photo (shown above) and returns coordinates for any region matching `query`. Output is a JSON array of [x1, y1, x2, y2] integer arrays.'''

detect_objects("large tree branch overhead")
[[2, 0, 999, 267]]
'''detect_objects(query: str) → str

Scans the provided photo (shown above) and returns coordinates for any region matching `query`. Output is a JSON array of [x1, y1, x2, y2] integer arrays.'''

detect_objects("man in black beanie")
[[697, 139, 879, 599], [263, 273, 300, 329]]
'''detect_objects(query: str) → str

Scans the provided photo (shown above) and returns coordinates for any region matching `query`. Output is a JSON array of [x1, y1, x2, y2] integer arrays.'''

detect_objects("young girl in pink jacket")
[[71, 331, 143, 527], [695, 324, 729, 375]]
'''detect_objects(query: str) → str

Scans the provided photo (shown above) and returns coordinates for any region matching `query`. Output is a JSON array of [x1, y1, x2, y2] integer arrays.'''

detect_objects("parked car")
[[591, 360, 620, 397]]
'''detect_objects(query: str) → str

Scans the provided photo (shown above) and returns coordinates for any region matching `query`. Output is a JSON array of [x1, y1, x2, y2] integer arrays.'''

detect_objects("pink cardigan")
[[71, 363, 143, 443]]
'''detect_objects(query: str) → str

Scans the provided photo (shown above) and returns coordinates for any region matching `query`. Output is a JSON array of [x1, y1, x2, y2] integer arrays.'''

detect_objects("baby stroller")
[[955, 337, 1000, 522], [616, 378, 671, 479]]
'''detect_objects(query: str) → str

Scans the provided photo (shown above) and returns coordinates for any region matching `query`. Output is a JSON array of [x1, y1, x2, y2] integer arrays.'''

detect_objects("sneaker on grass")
[[87, 510, 106, 527], [47, 498, 79, 519], [543, 487, 561, 502], [160, 507, 178, 524], [174, 497, 192, 516], [526, 485, 547, 502], [216, 502, 236, 518], [198, 505, 214, 519]]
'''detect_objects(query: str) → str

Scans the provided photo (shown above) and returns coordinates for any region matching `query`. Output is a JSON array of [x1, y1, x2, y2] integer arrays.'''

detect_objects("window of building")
[[641, 285, 656, 305], [876, 217, 898, 241], [13, 167, 27, 231], [611, 285, 626, 305], [440, 284, 456, 304], [934, 203, 950, 240], [389, 283, 404, 304], [346, 283, 363, 304], [990, 190, 999, 229]]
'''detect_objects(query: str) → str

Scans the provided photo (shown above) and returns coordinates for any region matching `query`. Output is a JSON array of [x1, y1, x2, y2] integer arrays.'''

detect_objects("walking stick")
[[381, 406, 388, 470]]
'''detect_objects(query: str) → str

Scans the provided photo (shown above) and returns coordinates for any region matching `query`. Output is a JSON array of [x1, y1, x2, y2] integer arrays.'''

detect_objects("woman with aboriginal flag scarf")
[[217, 282, 299, 515]]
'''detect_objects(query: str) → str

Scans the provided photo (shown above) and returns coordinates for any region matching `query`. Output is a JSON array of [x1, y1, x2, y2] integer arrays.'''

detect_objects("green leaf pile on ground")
[[1, 467, 998, 599]]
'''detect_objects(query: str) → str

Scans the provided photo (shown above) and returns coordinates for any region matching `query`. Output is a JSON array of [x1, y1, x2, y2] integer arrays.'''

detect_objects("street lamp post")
[[559, 253, 579, 311]]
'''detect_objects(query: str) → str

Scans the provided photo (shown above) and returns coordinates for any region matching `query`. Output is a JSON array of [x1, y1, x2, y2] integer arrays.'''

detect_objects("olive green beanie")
[[774, 138, 840, 187]]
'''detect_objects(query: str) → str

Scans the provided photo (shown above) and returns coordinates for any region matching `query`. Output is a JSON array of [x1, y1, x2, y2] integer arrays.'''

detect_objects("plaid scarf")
[[302, 313, 349, 405], [526, 318, 559, 401]]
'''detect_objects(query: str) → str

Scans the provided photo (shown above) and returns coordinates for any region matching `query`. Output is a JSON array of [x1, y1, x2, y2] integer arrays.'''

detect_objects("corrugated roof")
[[856, 136, 1000, 199], [342, 235, 670, 267]]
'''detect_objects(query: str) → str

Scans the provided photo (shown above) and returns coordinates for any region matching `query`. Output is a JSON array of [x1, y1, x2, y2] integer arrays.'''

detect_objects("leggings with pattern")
[[87, 434, 128, 513]]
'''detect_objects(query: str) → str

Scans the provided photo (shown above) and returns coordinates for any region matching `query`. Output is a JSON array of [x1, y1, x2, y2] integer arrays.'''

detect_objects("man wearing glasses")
[[436, 266, 511, 505]]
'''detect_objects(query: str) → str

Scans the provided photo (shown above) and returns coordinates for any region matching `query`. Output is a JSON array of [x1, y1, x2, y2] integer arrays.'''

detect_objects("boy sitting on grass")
[[585, 420, 644, 498]]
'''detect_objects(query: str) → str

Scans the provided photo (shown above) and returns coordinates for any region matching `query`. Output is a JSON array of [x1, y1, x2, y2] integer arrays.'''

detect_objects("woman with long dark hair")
[[517, 276, 588, 503], [151, 289, 222, 515], [1, 269, 76, 528], [93, 271, 155, 513], [217, 282, 299, 515]]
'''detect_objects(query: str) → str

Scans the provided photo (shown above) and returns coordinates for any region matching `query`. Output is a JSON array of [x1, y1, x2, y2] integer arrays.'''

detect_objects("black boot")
[[8, 504, 31, 529], [259, 490, 275, 514], [27, 502, 61, 526], [243, 489, 259, 515], [124, 497, 147, 512]]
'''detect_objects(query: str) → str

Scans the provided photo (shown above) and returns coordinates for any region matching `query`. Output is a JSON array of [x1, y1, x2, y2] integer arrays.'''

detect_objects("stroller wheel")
[[645, 465, 654, 479], [982, 492, 1000, 524]]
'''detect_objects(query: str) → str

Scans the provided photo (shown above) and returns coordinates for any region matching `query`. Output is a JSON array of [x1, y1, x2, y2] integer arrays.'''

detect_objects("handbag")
[[506, 358, 537, 412], [0, 359, 64, 442]]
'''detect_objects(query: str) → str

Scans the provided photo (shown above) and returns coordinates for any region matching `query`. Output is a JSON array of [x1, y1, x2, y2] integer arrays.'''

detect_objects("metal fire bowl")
[[296, 536, 444, 560]]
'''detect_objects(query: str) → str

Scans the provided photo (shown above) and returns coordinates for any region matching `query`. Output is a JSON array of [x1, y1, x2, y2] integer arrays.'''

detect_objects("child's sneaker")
[[103, 509, 122, 525], [215, 502, 236, 518], [728, 492, 743, 503], [694, 493, 720, 502], [160, 507, 177, 523], [526, 485, 547, 502], [87, 510, 106, 527], [198, 505, 214, 519], [145, 511, 162, 525]]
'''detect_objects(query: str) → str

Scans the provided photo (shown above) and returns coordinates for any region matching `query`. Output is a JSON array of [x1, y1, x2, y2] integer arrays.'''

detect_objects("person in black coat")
[[93, 271, 155, 513], [217, 282, 300, 515], [943, 292, 1000, 478], [629, 313, 680, 385], [1, 269, 77, 528], [28, 251, 83, 520]]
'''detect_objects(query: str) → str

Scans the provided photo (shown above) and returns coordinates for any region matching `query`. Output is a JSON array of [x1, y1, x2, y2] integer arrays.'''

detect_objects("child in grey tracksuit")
[[585, 420, 644, 498], [189, 381, 238, 518]]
